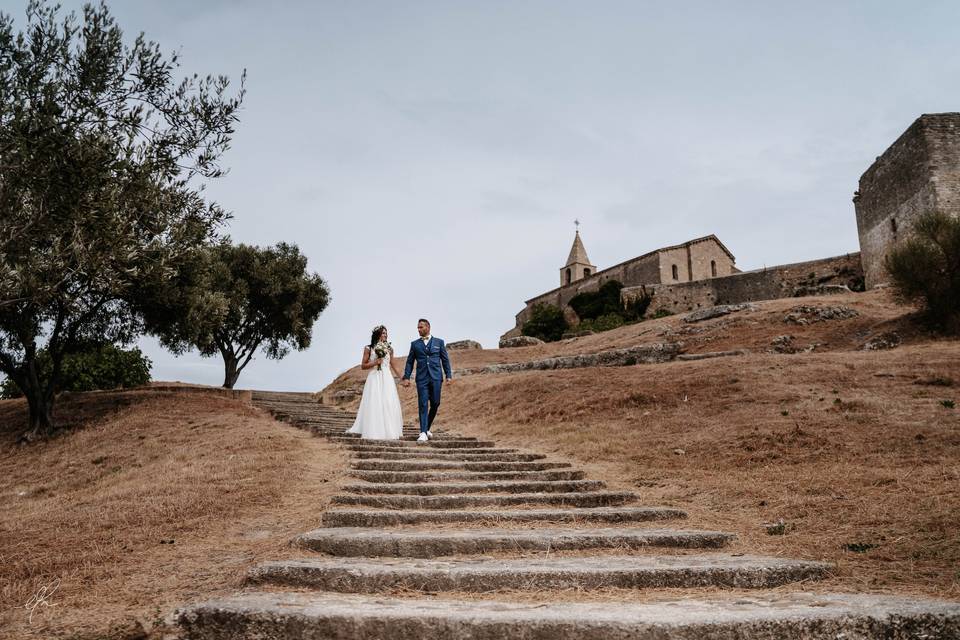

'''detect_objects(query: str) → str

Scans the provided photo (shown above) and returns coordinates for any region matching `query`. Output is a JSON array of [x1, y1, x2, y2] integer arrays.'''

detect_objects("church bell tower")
[[560, 223, 596, 287]]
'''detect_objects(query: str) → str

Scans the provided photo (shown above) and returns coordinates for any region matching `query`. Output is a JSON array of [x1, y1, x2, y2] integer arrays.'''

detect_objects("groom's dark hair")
[[418, 318, 430, 327]]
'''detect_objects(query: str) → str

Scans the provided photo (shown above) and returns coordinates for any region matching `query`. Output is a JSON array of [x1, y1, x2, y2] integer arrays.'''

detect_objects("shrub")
[[1, 344, 151, 399], [593, 313, 625, 331], [885, 211, 960, 332], [568, 280, 625, 320], [522, 303, 568, 342]]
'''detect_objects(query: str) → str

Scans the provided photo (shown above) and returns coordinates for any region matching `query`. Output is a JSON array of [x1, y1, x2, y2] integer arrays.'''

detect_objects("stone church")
[[502, 232, 740, 339]]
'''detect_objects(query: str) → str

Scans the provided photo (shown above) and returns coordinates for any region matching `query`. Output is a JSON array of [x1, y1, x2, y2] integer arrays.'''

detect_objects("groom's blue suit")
[[403, 337, 452, 434]]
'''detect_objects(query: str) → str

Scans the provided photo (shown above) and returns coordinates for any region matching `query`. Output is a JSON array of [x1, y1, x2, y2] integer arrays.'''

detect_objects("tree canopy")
[[137, 241, 330, 389], [0, 1, 244, 438]]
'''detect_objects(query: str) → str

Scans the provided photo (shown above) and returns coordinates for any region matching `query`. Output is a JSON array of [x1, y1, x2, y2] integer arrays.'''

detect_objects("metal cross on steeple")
[[574, 218, 580, 231]]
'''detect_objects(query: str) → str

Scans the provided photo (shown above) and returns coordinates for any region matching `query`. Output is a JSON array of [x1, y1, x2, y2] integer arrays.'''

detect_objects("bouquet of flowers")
[[374, 341, 391, 370]]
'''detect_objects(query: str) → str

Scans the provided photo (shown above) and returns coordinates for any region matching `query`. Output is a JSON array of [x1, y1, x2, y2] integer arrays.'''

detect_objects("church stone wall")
[[622, 253, 863, 315], [855, 113, 960, 288]]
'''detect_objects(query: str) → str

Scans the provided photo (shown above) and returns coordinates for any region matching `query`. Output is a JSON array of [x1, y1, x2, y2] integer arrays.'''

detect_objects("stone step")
[[350, 460, 572, 472], [341, 480, 606, 495], [177, 592, 960, 640], [248, 554, 831, 592], [331, 491, 635, 510], [349, 469, 587, 483], [345, 445, 519, 456], [349, 450, 546, 462], [296, 526, 734, 557], [329, 437, 494, 448], [322, 506, 686, 527]]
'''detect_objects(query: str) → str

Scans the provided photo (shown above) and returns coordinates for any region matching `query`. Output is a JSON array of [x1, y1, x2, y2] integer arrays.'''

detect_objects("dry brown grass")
[[324, 290, 960, 600], [0, 389, 347, 639]]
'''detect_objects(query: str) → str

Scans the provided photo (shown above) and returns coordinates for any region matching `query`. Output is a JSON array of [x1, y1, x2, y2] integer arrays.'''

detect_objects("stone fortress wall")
[[854, 113, 960, 288], [621, 253, 863, 316]]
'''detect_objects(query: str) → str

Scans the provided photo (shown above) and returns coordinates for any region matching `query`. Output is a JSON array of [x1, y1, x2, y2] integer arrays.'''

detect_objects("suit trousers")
[[416, 377, 442, 433]]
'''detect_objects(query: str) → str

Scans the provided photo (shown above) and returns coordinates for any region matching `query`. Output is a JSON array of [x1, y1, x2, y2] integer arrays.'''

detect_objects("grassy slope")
[[325, 290, 960, 599], [0, 389, 347, 639]]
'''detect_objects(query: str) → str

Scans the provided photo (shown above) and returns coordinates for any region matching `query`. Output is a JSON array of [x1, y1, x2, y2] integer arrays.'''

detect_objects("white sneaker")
[[416, 433, 428, 443], [426, 430, 434, 440]]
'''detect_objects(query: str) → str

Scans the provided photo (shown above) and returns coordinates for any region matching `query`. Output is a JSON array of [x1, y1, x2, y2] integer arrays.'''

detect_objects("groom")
[[402, 318, 453, 442]]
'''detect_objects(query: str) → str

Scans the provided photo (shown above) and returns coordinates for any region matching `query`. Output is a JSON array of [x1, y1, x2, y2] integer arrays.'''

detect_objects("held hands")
[[402, 379, 411, 387]]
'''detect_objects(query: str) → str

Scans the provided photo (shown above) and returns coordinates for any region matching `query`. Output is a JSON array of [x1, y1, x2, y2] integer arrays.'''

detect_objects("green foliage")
[[884, 211, 960, 332], [652, 308, 674, 319], [1, 344, 151, 398], [578, 313, 625, 333], [568, 280, 626, 320], [0, 1, 243, 436], [136, 241, 330, 388], [522, 303, 567, 342], [566, 280, 651, 335]]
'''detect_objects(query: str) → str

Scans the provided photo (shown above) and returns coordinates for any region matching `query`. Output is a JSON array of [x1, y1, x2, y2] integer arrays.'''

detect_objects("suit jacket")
[[403, 336, 452, 383]]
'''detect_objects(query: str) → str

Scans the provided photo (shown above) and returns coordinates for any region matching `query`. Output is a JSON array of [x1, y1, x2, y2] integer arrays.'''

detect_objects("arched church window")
[[566, 268, 572, 285], [711, 260, 717, 277], [672, 264, 678, 280], [584, 268, 591, 277]]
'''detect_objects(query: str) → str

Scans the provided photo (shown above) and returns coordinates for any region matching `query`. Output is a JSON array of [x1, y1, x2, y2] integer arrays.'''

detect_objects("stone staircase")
[[175, 391, 960, 638]]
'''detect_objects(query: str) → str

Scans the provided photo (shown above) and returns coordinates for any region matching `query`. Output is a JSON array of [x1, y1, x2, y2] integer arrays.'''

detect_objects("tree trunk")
[[222, 353, 240, 389], [21, 380, 55, 442]]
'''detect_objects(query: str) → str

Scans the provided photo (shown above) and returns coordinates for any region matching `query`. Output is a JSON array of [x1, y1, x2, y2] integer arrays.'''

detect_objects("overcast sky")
[[8, 1, 960, 390]]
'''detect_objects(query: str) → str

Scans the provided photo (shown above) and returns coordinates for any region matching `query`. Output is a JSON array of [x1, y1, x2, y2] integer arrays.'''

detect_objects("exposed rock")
[[499, 336, 544, 349], [463, 343, 681, 376], [561, 330, 595, 339], [677, 349, 749, 361], [784, 305, 858, 325], [862, 332, 901, 351], [792, 284, 852, 297], [770, 335, 796, 353], [683, 303, 756, 323], [447, 340, 482, 351]]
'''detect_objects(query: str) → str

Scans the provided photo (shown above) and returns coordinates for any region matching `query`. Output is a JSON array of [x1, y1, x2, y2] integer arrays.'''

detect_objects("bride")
[[346, 325, 404, 439]]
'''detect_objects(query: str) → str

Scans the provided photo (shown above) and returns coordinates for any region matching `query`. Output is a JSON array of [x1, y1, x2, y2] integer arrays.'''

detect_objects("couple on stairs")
[[346, 318, 453, 442]]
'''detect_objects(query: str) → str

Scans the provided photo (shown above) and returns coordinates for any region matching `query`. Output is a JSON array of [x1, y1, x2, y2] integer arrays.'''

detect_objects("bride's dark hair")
[[369, 325, 386, 349]]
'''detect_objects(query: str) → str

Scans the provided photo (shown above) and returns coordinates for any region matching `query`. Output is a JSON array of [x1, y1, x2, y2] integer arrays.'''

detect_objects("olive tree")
[[138, 242, 330, 389], [0, 1, 244, 438]]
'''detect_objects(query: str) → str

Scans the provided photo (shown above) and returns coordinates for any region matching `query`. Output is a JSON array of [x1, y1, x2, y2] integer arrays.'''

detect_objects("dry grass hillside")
[[322, 289, 960, 599], [0, 388, 348, 639]]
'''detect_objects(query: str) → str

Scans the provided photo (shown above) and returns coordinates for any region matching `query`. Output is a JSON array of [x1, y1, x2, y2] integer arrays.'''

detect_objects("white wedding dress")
[[346, 348, 404, 439]]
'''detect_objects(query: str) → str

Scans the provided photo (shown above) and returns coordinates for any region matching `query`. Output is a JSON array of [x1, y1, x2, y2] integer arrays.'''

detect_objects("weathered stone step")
[[341, 479, 606, 495], [350, 469, 587, 483], [295, 526, 733, 557], [350, 460, 571, 472], [329, 437, 494, 448], [330, 491, 636, 510], [248, 554, 831, 592], [177, 592, 960, 640], [349, 450, 546, 462], [322, 506, 685, 527], [345, 445, 516, 455]]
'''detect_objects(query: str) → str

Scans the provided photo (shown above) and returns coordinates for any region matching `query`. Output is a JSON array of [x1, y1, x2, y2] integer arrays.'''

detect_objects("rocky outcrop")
[[499, 336, 544, 348], [683, 303, 756, 323], [447, 340, 482, 350], [458, 343, 681, 376], [784, 305, 859, 325]]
